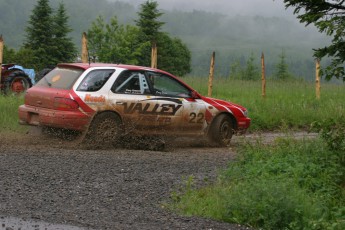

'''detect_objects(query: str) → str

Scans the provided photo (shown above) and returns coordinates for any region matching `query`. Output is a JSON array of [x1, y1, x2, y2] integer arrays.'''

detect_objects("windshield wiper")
[[44, 76, 52, 87]]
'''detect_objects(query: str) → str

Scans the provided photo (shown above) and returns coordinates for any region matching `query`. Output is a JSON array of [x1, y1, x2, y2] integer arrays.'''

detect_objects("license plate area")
[[29, 112, 39, 125]]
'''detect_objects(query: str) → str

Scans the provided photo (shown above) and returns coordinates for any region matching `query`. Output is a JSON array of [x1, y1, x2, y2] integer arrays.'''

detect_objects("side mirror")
[[190, 90, 200, 99]]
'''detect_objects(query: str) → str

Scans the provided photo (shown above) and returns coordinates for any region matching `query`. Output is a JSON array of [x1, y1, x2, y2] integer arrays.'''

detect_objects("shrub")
[[171, 138, 345, 229]]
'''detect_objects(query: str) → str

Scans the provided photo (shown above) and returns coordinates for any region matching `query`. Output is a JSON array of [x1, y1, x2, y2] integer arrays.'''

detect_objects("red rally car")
[[18, 63, 250, 146]]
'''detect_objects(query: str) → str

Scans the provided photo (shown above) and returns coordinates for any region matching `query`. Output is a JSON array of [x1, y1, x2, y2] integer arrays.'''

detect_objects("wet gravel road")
[[0, 132, 251, 230]]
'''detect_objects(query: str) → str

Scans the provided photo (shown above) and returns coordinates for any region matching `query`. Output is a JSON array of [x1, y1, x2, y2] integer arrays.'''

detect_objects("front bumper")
[[237, 117, 251, 134]]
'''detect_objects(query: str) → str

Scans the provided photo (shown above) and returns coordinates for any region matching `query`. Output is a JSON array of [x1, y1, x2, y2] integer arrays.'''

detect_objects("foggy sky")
[[110, 0, 295, 18]]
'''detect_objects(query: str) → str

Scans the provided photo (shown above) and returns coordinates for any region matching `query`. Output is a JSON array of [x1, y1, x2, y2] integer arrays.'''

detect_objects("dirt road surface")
[[0, 131, 316, 229]]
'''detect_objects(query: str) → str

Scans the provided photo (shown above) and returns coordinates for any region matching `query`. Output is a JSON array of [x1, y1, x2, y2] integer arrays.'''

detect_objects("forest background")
[[0, 0, 331, 80]]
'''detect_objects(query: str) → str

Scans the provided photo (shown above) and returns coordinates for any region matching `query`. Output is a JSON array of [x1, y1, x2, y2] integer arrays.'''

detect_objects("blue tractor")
[[0, 64, 35, 94]]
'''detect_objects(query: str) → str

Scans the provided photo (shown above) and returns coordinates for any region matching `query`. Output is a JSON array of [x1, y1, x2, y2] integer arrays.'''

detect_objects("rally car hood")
[[201, 96, 248, 117]]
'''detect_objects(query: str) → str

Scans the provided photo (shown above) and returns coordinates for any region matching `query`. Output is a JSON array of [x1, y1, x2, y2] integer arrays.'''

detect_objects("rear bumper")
[[18, 105, 92, 131]]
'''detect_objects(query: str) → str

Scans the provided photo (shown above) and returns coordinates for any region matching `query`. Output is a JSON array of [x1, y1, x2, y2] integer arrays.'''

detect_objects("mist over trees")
[[0, 0, 330, 79], [283, 0, 345, 81]]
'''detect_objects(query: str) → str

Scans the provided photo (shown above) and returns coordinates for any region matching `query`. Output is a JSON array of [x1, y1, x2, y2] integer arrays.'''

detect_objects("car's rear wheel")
[[84, 112, 121, 147], [208, 114, 234, 147]]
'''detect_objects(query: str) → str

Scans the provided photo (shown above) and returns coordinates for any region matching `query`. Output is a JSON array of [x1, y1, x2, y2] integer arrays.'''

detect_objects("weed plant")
[[170, 137, 345, 229], [0, 95, 26, 132], [184, 77, 345, 131]]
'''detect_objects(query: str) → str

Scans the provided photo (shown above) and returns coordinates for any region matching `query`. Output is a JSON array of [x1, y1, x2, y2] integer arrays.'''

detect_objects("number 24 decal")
[[189, 112, 204, 123]]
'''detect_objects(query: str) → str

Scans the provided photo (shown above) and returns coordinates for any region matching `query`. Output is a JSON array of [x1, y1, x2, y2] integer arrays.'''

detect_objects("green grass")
[[169, 78, 345, 229], [170, 138, 345, 229], [0, 94, 26, 132], [183, 77, 345, 130]]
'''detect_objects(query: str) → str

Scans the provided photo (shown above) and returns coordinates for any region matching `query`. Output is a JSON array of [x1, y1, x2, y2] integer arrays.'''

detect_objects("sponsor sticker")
[[85, 94, 106, 103]]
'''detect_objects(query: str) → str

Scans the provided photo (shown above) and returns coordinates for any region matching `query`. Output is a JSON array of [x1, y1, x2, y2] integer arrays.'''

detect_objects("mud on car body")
[[18, 63, 250, 146]]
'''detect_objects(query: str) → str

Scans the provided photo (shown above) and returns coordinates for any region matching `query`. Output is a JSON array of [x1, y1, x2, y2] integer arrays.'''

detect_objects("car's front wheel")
[[84, 112, 121, 147], [208, 114, 234, 147]]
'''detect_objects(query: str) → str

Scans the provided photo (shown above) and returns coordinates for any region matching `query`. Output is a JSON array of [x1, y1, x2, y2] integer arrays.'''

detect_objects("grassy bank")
[[170, 137, 345, 229], [0, 95, 26, 132], [169, 79, 345, 229], [184, 77, 345, 130]]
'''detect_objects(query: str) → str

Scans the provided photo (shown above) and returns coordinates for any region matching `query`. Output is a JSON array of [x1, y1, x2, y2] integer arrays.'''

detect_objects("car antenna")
[[88, 50, 91, 66]]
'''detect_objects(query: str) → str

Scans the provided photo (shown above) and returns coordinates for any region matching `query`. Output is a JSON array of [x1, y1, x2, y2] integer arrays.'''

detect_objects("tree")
[[135, 0, 164, 45], [283, 0, 345, 80], [3, 46, 17, 64], [24, 0, 76, 70], [274, 49, 291, 80], [15, 48, 37, 69], [135, 0, 191, 75], [157, 33, 191, 76], [3, 45, 37, 69], [25, 0, 55, 69], [87, 16, 106, 61], [53, 3, 77, 63], [229, 61, 242, 80], [243, 53, 260, 80], [135, 0, 165, 67], [87, 16, 148, 64]]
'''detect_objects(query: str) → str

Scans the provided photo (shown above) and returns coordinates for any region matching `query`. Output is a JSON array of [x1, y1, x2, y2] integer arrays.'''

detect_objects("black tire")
[[208, 114, 234, 147], [4, 71, 32, 95], [84, 112, 121, 147]]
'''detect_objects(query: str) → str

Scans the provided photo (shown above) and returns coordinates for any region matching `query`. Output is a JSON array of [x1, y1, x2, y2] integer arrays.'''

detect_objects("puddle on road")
[[0, 216, 88, 230]]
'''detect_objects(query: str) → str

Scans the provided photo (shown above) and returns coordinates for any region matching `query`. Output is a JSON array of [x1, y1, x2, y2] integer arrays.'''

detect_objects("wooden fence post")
[[81, 32, 88, 63], [208, 51, 215, 97], [151, 42, 157, 68], [261, 52, 266, 98], [315, 59, 321, 100], [0, 35, 3, 85]]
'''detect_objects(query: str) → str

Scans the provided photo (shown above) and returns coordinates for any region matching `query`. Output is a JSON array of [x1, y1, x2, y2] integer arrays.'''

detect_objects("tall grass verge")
[[0, 95, 26, 132], [170, 137, 345, 229], [183, 77, 345, 131], [0, 78, 344, 133]]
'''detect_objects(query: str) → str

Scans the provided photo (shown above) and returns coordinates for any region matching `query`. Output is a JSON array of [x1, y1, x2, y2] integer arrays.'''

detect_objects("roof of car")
[[57, 63, 169, 74], [56, 62, 194, 91]]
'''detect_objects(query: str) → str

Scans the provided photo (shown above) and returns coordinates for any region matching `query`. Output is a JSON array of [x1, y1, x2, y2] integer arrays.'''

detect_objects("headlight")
[[243, 109, 248, 117]]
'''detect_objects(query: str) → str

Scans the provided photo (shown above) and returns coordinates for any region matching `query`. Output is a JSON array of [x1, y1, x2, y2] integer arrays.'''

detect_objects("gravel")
[[0, 131, 251, 230]]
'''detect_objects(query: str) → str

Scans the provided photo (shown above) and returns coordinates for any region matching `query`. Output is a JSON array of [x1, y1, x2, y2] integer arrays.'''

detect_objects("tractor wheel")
[[83, 112, 122, 148], [208, 114, 234, 147], [4, 71, 32, 95]]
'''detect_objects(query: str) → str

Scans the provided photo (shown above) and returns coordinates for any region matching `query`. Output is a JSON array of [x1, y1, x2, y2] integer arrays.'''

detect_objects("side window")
[[148, 72, 191, 98], [77, 69, 114, 92], [112, 71, 151, 95]]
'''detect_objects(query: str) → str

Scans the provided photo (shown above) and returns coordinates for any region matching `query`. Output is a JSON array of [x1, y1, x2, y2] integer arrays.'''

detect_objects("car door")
[[146, 72, 207, 135], [108, 70, 159, 133]]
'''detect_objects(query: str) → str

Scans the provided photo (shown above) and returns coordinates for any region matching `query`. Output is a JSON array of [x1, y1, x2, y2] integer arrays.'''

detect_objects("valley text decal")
[[122, 102, 182, 115]]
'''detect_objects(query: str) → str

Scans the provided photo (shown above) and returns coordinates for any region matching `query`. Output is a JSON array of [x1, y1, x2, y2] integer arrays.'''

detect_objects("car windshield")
[[36, 67, 83, 89]]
